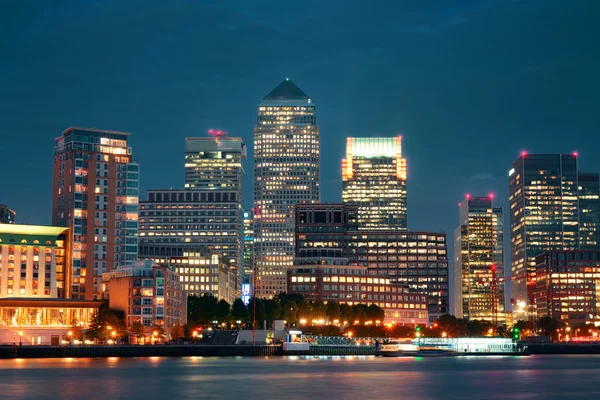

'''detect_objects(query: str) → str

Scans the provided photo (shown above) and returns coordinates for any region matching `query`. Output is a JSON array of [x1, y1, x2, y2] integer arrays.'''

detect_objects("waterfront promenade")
[[1, 342, 600, 359]]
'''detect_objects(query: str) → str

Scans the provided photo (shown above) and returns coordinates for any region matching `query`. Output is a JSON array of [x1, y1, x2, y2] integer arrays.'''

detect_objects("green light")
[[416, 327, 421, 331]]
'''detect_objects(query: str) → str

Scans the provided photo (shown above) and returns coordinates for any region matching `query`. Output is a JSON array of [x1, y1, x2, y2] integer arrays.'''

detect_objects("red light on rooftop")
[[521, 150, 527, 157], [208, 129, 228, 137], [458, 203, 462, 207], [573, 151, 578, 157], [488, 193, 495, 199], [465, 193, 471, 199]]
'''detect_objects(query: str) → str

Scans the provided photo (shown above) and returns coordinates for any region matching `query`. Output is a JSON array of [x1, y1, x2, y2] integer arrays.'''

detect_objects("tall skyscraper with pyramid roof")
[[253, 79, 320, 297]]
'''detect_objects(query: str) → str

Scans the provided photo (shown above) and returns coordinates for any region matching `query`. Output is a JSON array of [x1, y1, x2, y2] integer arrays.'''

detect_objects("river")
[[0, 355, 598, 399]]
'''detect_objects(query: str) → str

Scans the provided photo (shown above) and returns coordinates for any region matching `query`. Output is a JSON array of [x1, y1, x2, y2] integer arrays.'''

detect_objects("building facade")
[[102, 260, 186, 336], [348, 231, 449, 323], [509, 153, 579, 317], [579, 173, 600, 249], [0, 224, 100, 345], [52, 127, 139, 300], [295, 203, 358, 265], [287, 265, 428, 325], [243, 210, 254, 282], [143, 253, 239, 304], [0, 204, 15, 224], [454, 195, 505, 323], [535, 250, 600, 326], [138, 189, 243, 275], [342, 137, 407, 230], [184, 134, 246, 195], [253, 79, 320, 297]]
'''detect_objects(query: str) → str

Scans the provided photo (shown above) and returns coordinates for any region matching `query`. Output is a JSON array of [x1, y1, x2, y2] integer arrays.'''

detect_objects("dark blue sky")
[[1, 0, 599, 244]]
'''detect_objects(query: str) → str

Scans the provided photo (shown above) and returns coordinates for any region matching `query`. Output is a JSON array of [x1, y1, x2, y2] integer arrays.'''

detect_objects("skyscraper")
[[454, 195, 505, 323], [578, 172, 600, 249], [509, 153, 579, 317], [243, 210, 254, 282], [342, 137, 407, 230], [53, 127, 139, 300], [253, 79, 320, 298], [184, 133, 246, 196]]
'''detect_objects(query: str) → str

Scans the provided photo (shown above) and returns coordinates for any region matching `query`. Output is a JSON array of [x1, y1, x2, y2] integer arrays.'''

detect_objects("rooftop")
[[263, 79, 310, 100]]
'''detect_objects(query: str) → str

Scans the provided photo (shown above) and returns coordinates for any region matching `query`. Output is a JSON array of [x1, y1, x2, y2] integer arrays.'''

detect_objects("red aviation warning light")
[[208, 129, 229, 137]]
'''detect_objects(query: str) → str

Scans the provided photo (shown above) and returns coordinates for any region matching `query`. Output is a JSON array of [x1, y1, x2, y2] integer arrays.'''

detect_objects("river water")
[[0, 355, 598, 400]]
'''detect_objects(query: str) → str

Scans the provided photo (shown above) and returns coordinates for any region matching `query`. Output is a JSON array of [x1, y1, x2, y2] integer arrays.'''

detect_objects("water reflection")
[[0, 356, 599, 400]]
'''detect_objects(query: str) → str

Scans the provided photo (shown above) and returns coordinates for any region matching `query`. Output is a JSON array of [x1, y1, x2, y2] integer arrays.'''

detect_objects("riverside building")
[[294, 204, 446, 324], [0, 224, 101, 345], [287, 264, 428, 325], [52, 127, 140, 300], [102, 260, 186, 336], [253, 79, 320, 297]]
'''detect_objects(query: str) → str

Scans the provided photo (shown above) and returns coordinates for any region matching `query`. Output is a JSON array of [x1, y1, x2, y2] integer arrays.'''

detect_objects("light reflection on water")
[[0, 355, 599, 400]]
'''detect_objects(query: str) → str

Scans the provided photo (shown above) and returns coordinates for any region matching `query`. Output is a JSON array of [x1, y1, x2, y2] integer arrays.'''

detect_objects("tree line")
[[187, 293, 385, 328]]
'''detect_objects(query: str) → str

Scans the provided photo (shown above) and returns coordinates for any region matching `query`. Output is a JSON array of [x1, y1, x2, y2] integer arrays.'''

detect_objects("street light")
[[18, 331, 23, 346]]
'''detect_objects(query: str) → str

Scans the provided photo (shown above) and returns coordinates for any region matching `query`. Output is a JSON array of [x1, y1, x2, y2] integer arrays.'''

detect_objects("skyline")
[[2, 0, 600, 269]]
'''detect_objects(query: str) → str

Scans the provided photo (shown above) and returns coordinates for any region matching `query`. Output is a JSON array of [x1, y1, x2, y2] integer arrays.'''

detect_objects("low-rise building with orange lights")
[[287, 264, 428, 326], [0, 224, 101, 345], [102, 260, 186, 338]]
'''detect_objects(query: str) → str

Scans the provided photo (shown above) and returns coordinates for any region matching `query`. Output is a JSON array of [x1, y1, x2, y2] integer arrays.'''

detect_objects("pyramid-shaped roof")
[[263, 79, 309, 100]]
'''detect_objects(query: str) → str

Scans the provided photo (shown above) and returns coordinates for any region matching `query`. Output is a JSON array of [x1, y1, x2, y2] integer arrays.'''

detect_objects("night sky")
[[1, 1, 599, 259]]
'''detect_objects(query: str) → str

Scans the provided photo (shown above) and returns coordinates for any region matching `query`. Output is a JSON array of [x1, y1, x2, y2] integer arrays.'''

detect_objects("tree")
[[297, 301, 313, 322], [366, 304, 385, 322], [537, 316, 565, 339], [326, 301, 341, 323], [231, 298, 248, 322], [85, 302, 127, 341], [188, 294, 218, 325], [282, 301, 299, 325], [86, 311, 104, 341], [151, 325, 165, 342], [312, 300, 326, 320], [171, 323, 185, 341], [340, 303, 353, 324], [264, 299, 282, 327], [130, 321, 146, 342], [214, 299, 231, 324], [351, 304, 367, 324], [248, 298, 266, 328], [436, 314, 468, 337]]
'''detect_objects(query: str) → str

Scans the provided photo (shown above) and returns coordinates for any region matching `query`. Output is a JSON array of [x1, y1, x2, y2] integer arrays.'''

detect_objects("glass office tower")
[[454, 195, 505, 323], [342, 137, 407, 230], [253, 79, 320, 298], [509, 153, 579, 318]]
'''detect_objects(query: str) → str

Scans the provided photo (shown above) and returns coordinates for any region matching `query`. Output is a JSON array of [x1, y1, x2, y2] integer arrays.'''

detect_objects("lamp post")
[[111, 330, 117, 344], [153, 330, 158, 345], [68, 331, 73, 345], [18, 331, 23, 347]]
